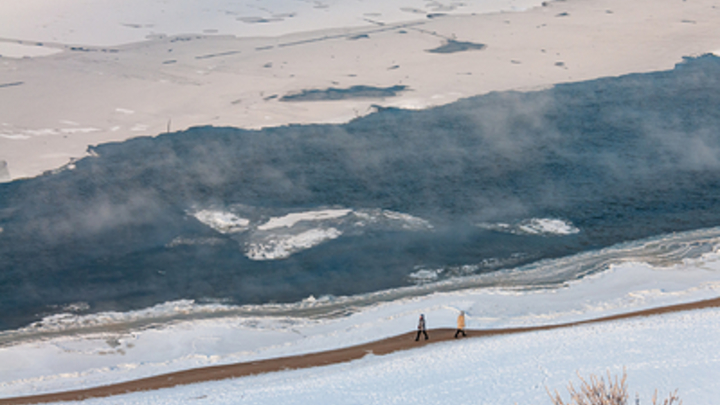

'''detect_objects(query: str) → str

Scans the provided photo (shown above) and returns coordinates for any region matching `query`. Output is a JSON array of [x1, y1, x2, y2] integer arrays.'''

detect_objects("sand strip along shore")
[[2, 296, 720, 405]]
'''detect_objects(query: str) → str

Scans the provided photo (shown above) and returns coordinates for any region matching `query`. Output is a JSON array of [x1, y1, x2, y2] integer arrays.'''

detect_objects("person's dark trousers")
[[415, 330, 429, 341], [454, 329, 466, 338]]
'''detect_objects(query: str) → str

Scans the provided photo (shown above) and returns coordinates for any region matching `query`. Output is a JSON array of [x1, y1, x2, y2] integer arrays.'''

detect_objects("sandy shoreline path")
[[2, 296, 719, 405], [3, 0, 720, 181]]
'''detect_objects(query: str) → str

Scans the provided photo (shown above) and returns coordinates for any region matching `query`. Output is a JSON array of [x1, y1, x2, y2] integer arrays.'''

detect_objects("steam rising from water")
[[2, 55, 720, 332]]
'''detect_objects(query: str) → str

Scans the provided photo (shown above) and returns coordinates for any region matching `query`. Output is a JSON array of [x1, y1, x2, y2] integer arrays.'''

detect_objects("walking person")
[[415, 314, 429, 341], [454, 310, 467, 338]]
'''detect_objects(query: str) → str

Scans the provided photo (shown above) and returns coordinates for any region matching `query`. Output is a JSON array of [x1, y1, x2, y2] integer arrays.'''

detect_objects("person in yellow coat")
[[454, 310, 467, 338]]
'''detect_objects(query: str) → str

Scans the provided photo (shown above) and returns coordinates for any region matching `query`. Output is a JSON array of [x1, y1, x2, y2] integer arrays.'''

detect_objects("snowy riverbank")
[[2, 226, 720, 399], [26, 307, 717, 405]]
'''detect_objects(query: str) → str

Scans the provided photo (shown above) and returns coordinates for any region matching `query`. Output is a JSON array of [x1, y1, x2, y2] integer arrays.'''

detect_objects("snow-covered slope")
[[23, 307, 720, 405]]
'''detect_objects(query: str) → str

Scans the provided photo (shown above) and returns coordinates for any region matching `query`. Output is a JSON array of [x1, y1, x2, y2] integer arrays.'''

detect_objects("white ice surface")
[[183, 207, 432, 260], [246, 227, 343, 260], [191, 210, 250, 234], [517, 218, 580, 235], [477, 218, 580, 236], [356, 210, 434, 230], [257, 209, 352, 231], [0, 0, 545, 46], [0, 42, 62, 58], [3, 243, 720, 398], [31, 307, 720, 405]]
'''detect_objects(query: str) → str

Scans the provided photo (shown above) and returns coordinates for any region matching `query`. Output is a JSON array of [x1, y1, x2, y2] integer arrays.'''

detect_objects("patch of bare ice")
[[246, 227, 343, 260], [187, 207, 432, 260], [517, 218, 580, 235], [477, 218, 579, 236], [192, 210, 250, 234], [408, 268, 442, 283], [0, 42, 62, 58], [257, 209, 353, 231]]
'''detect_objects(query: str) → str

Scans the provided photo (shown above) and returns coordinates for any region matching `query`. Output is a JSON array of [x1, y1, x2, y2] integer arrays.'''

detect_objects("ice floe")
[[477, 218, 579, 236], [257, 209, 352, 231], [246, 227, 343, 260], [517, 218, 580, 235], [352, 209, 434, 230], [408, 268, 442, 283], [187, 206, 433, 260], [191, 210, 250, 234]]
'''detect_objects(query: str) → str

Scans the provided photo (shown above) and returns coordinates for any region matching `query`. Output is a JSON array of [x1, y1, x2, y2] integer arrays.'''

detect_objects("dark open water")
[[2, 55, 720, 332]]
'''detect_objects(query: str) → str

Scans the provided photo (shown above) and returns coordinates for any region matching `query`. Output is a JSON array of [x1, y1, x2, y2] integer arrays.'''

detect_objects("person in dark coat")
[[415, 314, 429, 341]]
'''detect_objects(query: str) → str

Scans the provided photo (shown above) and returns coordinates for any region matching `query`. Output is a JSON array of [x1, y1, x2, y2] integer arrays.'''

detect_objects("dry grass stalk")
[[547, 370, 628, 405], [546, 370, 683, 405], [652, 389, 682, 405]]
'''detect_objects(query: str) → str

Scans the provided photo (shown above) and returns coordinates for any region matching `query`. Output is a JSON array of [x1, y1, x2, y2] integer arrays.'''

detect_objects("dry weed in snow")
[[545, 370, 681, 405]]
